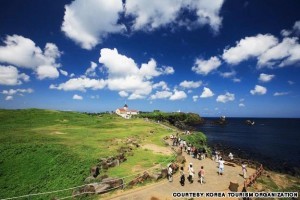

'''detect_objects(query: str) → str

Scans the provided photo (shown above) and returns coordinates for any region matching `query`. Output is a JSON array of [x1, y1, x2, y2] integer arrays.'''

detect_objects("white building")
[[115, 104, 139, 119]]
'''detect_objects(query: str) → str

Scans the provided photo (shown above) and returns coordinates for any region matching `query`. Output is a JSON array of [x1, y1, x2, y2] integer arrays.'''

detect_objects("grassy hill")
[[0, 109, 174, 199]]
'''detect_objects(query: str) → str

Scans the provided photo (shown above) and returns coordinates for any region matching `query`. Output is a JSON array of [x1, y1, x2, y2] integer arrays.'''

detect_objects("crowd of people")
[[168, 134, 248, 186]]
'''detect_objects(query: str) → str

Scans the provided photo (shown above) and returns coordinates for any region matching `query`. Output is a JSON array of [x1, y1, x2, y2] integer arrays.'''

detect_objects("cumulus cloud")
[[222, 34, 278, 65], [128, 93, 146, 100], [258, 73, 275, 82], [59, 69, 69, 76], [5, 96, 13, 101], [193, 95, 199, 102], [119, 91, 129, 97], [293, 20, 300, 35], [250, 85, 267, 95], [61, 0, 225, 49], [179, 80, 202, 88], [169, 90, 187, 101], [2, 88, 33, 100], [192, 56, 221, 75], [150, 90, 173, 100], [85, 61, 98, 77], [0, 35, 61, 79], [216, 92, 235, 103], [163, 66, 175, 74], [220, 70, 236, 78], [273, 92, 289, 96], [73, 94, 83, 100], [258, 37, 300, 67], [233, 78, 241, 83], [2, 88, 33, 96], [0, 65, 30, 85], [99, 48, 172, 97], [200, 87, 214, 98], [50, 77, 106, 92], [61, 0, 125, 50], [152, 81, 169, 90], [239, 103, 245, 107]]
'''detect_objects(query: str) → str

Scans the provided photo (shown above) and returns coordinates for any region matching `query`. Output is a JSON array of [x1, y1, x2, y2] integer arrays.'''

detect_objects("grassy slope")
[[0, 109, 173, 199]]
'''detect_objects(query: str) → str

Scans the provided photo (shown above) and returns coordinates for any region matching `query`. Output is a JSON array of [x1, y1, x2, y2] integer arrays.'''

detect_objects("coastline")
[[208, 142, 300, 177]]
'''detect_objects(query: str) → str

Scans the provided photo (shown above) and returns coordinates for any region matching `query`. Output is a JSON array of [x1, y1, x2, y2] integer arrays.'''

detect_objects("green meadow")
[[0, 109, 174, 199]]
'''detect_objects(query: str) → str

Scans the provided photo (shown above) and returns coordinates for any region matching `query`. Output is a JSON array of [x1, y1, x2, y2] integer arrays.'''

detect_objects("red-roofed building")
[[115, 104, 139, 119]]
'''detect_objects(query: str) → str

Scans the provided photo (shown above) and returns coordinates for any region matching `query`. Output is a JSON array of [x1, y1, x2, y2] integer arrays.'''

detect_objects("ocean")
[[196, 118, 300, 175]]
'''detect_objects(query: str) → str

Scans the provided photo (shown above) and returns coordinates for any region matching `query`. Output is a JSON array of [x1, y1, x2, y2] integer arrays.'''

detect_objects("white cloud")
[[2, 88, 33, 96], [152, 81, 169, 90], [0, 35, 61, 79], [99, 48, 172, 97], [61, 0, 125, 50], [150, 90, 172, 100], [90, 95, 99, 99], [73, 94, 83, 100], [258, 37, 300, 67], [222, 34, 278, 65], [293, 20, 300, 35], [216, 92, 235, 103], [36, 65, 59, 80], [288, 80, 294, 85], [239, 103, 245, 107], [273, 92, 289, 96], [119, 91, 129, 97], [220, 70, 236, 78], [200, 87, 214, 98], [128, 93, 146, 100], [232, 78, 241, 83], [169, 90, 187, 101], [163, 66, 175, 74], [192, 95, 199, 102], [85, 61, 98, 77], [60, 69, 68, 76], [192, 56, 221, 75], [179, 80, 202, 88], [127, 0, 224, 32], [258, 73, 275, 82], [281, 29, 292, 37], [106, 76, 152, 96], [2, 88, 33, 100], [61, 0, 225, 49], [99, 48, 139, 78], [139, 59, 161, 79], [50, 77, 106, 92], [5, 96, 13, 101], [0, 65, 30, 85], [250, 85, 267, 95]]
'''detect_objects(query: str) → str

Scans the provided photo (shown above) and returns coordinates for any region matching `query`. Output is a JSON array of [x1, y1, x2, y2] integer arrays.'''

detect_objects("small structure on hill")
[[115, 104, 139, 119]]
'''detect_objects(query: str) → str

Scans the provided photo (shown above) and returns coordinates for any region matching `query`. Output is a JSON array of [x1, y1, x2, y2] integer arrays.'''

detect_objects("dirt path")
[[102, 144, 255, 200]]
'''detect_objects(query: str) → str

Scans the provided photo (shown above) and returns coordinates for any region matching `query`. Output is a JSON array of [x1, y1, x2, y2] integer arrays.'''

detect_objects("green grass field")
[[0, 109, 174, 199]]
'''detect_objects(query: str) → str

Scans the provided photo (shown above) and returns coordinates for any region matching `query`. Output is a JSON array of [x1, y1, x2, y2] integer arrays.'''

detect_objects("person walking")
[[168, 164, 173, 182], [242, 162, 247, 179], [198, 166, 205, 184], [179, 166, 185, 186], [187, 163, 195, 183], [218, 158, 225, 175]]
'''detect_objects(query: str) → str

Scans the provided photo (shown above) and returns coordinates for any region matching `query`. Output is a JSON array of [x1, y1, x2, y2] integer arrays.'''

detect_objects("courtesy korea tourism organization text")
[[172, 192, 298, 198]]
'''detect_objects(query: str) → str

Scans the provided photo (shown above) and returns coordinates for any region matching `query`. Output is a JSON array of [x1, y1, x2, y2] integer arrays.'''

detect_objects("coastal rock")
[[84, 184, 96, 194], [102, 177, 124, 189], [93, 183, 110, 194], [84, 176, 96, 184]]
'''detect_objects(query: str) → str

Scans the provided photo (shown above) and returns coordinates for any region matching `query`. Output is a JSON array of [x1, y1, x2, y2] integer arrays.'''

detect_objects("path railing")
[[244, 164, 264, 188]]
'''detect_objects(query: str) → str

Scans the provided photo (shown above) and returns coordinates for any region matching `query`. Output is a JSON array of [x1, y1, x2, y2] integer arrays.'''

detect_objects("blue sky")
[[0, 0, 300, 117]]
